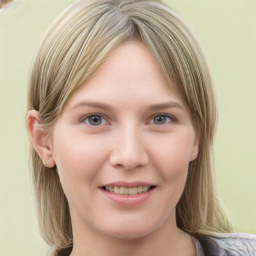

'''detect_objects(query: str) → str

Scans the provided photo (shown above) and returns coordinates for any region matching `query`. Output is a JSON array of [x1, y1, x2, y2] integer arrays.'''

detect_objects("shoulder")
[[196, 233, 256, 256]]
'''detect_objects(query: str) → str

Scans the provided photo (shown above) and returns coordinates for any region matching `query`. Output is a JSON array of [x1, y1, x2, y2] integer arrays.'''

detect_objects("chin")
[[101, 221, 162, 240], [107, 230, 153, 240]]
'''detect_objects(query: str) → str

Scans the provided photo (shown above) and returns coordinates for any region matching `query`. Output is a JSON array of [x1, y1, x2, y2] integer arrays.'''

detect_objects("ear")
[[190, 128, 201, 161], [26, 110, 55, 168]]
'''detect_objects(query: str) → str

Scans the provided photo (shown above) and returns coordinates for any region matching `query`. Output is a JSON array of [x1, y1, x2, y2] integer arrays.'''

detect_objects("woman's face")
[[50, 40, 199, 239]]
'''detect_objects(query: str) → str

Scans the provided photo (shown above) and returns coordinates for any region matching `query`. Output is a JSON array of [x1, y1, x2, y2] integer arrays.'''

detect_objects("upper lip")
[[100, 181, 156, 188]]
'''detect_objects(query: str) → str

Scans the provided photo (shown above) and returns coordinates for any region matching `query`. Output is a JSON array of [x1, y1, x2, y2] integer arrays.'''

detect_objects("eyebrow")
[[147, 101, 185, 112], [71, 101, 113, 111], [70, 100, 185, 112]]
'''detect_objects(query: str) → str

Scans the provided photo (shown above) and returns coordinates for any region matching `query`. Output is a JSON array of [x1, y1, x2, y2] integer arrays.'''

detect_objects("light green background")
[[0, 0, 255, 255]]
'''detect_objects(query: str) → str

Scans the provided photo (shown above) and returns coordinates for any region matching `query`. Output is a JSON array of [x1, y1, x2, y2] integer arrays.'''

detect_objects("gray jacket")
[[196, 233, 256, 256], [58, 233, 256, 256]]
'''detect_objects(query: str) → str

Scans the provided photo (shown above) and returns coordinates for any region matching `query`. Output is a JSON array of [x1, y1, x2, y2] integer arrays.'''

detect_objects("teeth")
[[129, 187, 137, 195], [114, 186, 119, 193], [120, 187, 129, 195], [142, 186, 148, 192], [137, 186, 143, 193], [105, 186, 151, 195]]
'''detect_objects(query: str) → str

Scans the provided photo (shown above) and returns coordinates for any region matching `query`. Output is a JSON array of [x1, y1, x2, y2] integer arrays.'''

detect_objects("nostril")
[[109, 148, 149, 170]]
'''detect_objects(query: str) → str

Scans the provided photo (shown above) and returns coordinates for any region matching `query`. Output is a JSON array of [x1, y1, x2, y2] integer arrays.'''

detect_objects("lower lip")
[[100, 187, 155, 206]]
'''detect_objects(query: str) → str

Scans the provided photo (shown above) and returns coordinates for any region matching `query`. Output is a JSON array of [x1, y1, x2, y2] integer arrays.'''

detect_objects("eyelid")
[[79, 112, 177, 126], [148, 113, 177, 125], [80, 113, 109, 125]]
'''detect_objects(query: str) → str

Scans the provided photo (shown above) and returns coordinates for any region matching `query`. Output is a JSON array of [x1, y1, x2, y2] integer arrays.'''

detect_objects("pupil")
[[89, 116, 101, 125], [154, 116, 166, 124]]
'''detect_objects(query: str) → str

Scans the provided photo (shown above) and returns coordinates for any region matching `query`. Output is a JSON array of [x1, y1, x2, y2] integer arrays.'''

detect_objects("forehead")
[[66, 40, 185, 110]]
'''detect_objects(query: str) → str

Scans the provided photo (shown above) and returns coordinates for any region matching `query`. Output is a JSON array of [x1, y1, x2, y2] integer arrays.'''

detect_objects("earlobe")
[[190, 128, 201, 161], [26, 110, 55, 168], [191, 150, 198, 161]]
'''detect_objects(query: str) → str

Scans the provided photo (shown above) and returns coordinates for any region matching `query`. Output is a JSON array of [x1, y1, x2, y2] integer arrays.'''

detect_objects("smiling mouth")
[[102, 186, 156, 195]]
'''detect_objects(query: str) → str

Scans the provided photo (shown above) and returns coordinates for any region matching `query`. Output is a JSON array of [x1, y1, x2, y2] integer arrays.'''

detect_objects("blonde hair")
[[27, 0, 232, 254]]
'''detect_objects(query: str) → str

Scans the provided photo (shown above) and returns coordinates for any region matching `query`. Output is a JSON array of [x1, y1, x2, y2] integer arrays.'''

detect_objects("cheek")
[[52, 130, 108, 186], [148, 129, 195, 178], [151, 132, 194, 207]]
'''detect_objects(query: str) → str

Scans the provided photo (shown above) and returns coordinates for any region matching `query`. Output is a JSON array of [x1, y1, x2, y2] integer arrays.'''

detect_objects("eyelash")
[[148, 113, 176, 125], [80, 114, 108, 126], [80, 113, 177, 126]]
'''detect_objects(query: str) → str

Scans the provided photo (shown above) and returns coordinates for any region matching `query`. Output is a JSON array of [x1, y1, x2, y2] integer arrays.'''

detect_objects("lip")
[[99, 181, 156, 206]]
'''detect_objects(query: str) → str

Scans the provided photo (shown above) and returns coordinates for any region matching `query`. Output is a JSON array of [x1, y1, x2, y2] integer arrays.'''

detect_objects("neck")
[[70, 214, 196, 256]]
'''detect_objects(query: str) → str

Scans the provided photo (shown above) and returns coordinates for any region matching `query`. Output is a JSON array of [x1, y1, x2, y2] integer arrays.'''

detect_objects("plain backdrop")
[[0, 0, 255, 255]]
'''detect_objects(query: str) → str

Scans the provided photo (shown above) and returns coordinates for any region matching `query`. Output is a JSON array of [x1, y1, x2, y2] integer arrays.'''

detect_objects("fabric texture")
[[196, 233, 256, 256], [192, 236, 206, 256], [57, 233, 256, 256]]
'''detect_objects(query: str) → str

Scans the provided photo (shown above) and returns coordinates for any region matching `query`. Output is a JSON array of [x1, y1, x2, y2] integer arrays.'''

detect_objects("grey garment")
[[58, 233, 256, 256], [192, 237, 206, 256], [195, 233, 256, 256]]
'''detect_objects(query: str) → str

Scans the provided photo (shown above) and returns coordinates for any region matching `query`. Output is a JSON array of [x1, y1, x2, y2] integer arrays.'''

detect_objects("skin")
[[27, 40, 199, 256]]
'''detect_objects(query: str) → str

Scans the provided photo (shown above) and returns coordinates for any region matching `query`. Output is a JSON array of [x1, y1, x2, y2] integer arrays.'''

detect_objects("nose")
[[109, 126, 149, 170]]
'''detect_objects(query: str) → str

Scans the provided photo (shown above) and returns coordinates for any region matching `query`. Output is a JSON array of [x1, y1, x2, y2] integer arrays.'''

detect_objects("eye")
[[149, 114, 174, 125], [83, 115, 107, 126]]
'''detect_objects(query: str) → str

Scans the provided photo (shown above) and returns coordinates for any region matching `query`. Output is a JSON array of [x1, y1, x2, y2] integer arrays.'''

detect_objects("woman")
[[26, 0, 256, 255]]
